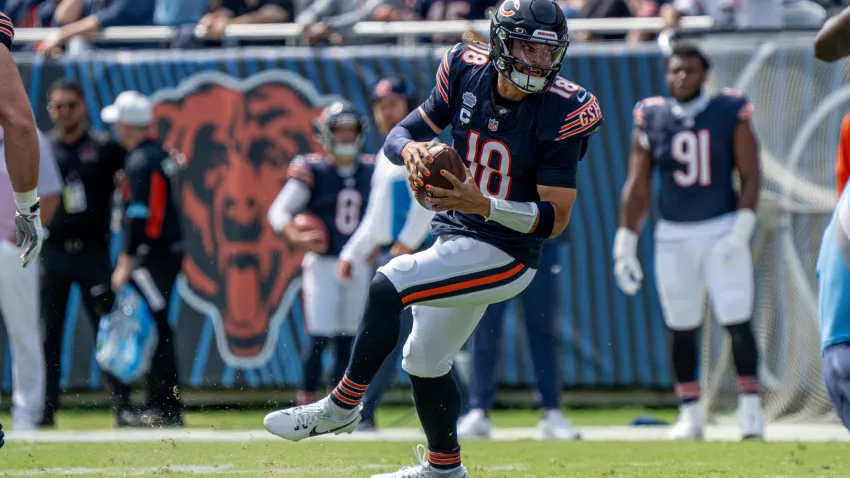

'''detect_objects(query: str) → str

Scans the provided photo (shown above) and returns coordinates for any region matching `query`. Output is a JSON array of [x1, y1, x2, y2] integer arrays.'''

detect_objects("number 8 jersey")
[[422, 42, 603, 269], [287, 154, 375, 257], [633, 90, 754, 223]]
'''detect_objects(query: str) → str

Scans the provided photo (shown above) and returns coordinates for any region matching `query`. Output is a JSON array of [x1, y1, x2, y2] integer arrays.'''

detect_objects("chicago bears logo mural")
[[151, 71, 341, 368]]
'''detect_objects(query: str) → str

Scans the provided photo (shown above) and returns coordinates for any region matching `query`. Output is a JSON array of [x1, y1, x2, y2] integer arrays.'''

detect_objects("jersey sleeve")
[[548, 86, 603, 143], [420, 42, 466, 130], [536, 137, 584, 189], [286, 156, 315, 188], [720, 88, 754, 122], [0, 12, 15, 50], [122, 150, 167, 256]]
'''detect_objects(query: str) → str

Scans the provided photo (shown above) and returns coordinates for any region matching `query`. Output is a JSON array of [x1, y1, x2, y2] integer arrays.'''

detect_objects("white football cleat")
[[457, 409, 491, 439], [738, 394, 764, 440], [667, 402, 704, 440], [263, 396, 362, 442], [537, 410, 581, 440], [371, 444, 468, 478]]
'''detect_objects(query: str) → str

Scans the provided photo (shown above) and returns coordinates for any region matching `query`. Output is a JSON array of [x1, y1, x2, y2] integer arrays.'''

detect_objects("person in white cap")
[[101, 91, 185, 427]]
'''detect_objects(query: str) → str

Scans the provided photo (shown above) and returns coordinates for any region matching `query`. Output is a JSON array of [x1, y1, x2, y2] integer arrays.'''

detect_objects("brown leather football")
[[414, 144, 468, 211], [291, 213, 329, 250]]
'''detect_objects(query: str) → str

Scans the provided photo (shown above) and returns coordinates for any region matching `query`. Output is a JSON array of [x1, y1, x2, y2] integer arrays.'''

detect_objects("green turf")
[[0, 406, 680, 430], [3, 440, 850, 477]]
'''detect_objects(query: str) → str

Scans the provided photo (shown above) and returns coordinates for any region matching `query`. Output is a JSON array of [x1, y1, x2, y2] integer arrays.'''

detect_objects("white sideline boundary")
[[6, 424, 850, 443]]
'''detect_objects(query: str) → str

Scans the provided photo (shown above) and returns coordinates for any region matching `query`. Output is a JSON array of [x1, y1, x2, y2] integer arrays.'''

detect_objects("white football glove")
[[613, 227, 643, 296], [15, 196, 44, 268], [711, 209, 757, 265]]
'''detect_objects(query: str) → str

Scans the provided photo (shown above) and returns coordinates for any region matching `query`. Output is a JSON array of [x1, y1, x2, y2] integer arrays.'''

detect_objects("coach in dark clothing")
[[40, 79, 136, 428], [102, 90, 184, 427]]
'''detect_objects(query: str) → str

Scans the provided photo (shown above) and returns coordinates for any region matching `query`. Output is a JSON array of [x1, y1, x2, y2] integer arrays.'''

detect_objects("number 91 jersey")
[[422, 42, 603, 269], [633, 90, 754, 223], [287, 154, 374, 257]]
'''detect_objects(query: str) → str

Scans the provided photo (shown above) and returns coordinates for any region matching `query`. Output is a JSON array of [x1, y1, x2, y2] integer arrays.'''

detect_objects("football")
[[414, 144, 468, 211], [291, 213, 329, 250]]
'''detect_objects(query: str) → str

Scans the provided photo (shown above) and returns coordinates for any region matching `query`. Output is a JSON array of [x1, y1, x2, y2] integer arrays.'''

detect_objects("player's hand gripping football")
[[425, 168, 490, 216], [402, 141, 441, 193], [15, 198, 44, 268]]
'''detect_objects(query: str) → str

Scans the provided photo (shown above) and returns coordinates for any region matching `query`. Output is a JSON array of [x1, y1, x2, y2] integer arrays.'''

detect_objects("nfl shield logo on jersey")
[[488, 118, 499, 132]]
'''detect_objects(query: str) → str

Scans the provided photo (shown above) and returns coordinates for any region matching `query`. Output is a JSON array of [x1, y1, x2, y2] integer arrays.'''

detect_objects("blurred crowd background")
[[0, 0, 835, 54]]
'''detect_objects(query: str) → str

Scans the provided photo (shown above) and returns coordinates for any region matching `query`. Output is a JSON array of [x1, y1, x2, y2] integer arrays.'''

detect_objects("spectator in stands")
[[648, 0, 825, 35], [578, 0, 632, 41], [4, 0, 56, 28], [296, 0, 407, 46], [154, 0, 211, 48], [3, 0, 58, 50], [557, 0, 584, 18], [36, 0, 155, 56], [199, 0, 294, 42]]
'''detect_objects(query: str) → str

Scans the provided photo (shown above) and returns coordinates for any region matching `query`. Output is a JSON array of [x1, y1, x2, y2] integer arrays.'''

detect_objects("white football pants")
[[301, 253, 371, 337], [654, 213, 755, 331], [378, 235, 536, 378], [0, 240, 43, 428]]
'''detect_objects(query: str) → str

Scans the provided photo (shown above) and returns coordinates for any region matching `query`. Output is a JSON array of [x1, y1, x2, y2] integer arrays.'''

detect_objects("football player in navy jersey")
[[267, 102, 375, 407], [0, 11, 45, 270], [264, 1, 601, 476], [614, 43, 764, 441]]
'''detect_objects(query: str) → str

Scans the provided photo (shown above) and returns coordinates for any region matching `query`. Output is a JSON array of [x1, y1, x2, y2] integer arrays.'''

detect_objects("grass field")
[[2, 407, 850, 477]]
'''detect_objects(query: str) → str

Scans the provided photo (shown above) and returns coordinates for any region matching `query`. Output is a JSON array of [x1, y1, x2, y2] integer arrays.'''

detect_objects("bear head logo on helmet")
[[489, 0, 571, 94]]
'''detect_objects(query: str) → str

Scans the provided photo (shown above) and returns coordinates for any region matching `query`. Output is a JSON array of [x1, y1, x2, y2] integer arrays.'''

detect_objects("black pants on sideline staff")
[[131, 250, 183, 421], [40, 239, 132, 424]]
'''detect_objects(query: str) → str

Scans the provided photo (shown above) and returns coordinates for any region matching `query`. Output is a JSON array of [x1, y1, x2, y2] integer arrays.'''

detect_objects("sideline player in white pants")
[[268, 103, 375, 406], [0, 10, 55, 438], [0, 128, 61, 430], [614, 43, 764, 440]]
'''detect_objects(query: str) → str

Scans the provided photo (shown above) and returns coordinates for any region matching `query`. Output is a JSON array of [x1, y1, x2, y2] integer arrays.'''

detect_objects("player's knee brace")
[[402, 334, 453, 378], [725, 321, 759, 378]]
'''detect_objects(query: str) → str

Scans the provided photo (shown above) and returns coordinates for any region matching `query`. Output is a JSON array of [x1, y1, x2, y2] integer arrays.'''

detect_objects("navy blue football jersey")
[[634, 90, 754, 222], [421, 42, 602, 268], [287, 154, 375, 257]]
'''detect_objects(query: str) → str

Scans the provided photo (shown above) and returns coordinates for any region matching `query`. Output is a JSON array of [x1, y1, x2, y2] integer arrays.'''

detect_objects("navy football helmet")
[[315, 102, 369, 160], [489, 0, 570, 94]]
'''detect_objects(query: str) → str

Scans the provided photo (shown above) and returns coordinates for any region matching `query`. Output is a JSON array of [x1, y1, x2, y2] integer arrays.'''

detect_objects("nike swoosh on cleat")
[[309, 415, 360, 437]]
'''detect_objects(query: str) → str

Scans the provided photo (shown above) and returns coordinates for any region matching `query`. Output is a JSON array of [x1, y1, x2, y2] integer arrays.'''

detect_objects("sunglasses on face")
[[48, 102, 79, 112]]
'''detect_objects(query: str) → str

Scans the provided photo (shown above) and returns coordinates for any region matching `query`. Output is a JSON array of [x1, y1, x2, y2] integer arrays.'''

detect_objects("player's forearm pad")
[[384, 108, 439, 166], [486, 199, 556, 238], [486, 198, 538, 233]]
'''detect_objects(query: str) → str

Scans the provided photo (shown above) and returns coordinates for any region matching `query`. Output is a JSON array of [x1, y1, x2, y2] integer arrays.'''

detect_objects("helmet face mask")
[[488, 0, 570, 94], [316, 102, 367, 161]]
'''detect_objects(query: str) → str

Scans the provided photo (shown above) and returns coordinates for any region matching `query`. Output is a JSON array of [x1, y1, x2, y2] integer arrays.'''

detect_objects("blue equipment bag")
[[95, 285, 158, 384]]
